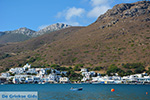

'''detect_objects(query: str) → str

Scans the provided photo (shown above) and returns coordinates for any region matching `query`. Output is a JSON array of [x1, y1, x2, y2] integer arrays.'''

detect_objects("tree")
[[146, 67, 150, 75], [106, 64, 123, 76], [93, 66, 102, 71], [126, 69, 133, 75], [73, 66, 81, 71], [134, 67, 145, 74], [46, 69, 51, 75], [50, 64, 60, 70]]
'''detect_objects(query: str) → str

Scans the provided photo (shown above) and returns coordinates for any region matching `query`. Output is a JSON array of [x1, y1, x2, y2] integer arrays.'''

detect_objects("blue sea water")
[[0, 84, 150, 100]]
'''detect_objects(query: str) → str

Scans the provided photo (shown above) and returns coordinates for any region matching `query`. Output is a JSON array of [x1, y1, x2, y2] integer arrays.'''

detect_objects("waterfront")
[[0, 84, 150, 100]]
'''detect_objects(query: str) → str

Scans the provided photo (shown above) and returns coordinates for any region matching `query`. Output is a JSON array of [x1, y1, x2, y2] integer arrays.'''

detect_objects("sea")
[[0, 84, 150, 100]]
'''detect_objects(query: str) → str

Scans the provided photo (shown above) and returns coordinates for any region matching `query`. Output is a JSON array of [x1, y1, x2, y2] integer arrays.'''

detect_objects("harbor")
[[0, 84, 150, 100], [0, 63, 150, 85]]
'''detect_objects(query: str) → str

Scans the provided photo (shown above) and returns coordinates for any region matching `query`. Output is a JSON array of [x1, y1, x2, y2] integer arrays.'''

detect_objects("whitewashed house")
[[9, 68, 25, 74], [26, 68, 37, 74], [23, 63, 31, 70], [92, 76, 101, 82], [1, 73, 10, 78], [89, 71, 96, 76], [39, 68, 46, 75], [48, 74, 57, 83], [32, 76, 41, 83], [81, 68, 88, 72], [13, 77, 19, 84], [81, 77, 89, 82], [26, 77, 33, 83], [59, 77, 69, 83]]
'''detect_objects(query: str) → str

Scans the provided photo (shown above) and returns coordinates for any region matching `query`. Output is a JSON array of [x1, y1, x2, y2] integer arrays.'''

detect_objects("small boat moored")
[[70, 87, 83, 91]]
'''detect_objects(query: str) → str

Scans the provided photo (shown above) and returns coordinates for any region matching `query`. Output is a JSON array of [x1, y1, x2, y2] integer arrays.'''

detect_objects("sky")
[[0, 0, 142, 31]]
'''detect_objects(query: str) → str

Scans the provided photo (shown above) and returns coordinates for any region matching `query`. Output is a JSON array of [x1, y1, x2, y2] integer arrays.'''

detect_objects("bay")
[[0, 84, 150, 100]]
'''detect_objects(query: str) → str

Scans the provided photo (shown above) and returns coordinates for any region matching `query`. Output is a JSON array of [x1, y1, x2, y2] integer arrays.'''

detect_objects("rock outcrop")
[[32, 23, 71, 37], [97, 1, 150, 29], [5, 27, 35, 36]]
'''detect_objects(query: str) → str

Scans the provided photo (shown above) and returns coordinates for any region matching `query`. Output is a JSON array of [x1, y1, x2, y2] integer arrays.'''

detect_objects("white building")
[[9, 68, 25, 74], [32, 76, 41, 83], [26, 68, 37, 74], [48, 74, 58, 83], [23, 63, 31, 70], [59, 77, 69, 83], [26, 77, 33, 83], [1, 73, 10, 78], [39, 68, 46, 75], [81, 68, 88, 72]]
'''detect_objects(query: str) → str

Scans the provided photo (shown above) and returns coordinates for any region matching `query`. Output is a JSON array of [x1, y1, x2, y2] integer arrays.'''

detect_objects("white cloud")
[[66, 7, 85, 20], [90, 0, 109, 6], [87, 5, 110, 18], [55, 0, 112, 26], [38, 25, 49, 30], [66, 21, 80, 26], [56, 12, 62, 18], [56, 7, 85, 21], [87, 0, 111, 18], [56, 7, 85, 26]]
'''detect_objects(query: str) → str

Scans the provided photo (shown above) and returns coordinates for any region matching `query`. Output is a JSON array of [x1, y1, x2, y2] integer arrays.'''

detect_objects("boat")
[[70, 87, 83, 91]]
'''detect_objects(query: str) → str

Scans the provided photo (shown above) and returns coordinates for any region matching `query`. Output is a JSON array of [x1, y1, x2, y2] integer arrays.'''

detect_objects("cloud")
[[38, 25, 49, 30], [87, 5, 110, 18], [65, 21, 80, 26], [66, 7, 85, 20], [56, 7, 85, 20], [55, 0, 112, 26], [87, 0, 111, 18], [90, 0, 109, 6], [56, 7, 85, 26]]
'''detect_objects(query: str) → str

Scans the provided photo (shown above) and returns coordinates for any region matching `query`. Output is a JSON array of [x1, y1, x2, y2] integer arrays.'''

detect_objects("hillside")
[[0, 27, 35, 44], [0, 23, 70, 44], [0, 32, 5, 36], [0, 1, 150, 73]]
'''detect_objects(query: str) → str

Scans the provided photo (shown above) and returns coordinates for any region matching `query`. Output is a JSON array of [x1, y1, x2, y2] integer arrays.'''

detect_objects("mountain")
[[0, 33, 30, 44], [0, 23, 70, 44], [0, 32, 5, 36], [0, 27, 35, 44], [5, 27, 35, 36], [0, 1, 150, 73], [32, 23, 71, 37]]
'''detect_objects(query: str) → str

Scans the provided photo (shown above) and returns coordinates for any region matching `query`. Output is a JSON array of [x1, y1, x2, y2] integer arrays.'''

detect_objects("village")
[[0, 63, 150, 85]]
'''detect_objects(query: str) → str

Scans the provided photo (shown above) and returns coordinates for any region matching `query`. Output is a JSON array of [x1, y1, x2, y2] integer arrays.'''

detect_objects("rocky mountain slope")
[[0, 23, 70, 44], [0, 27, 34, 44], [5, 27, 36, 36], [0, 1, 150, 72], [32, 23, 71, 37], [0, 32, 5, 36]]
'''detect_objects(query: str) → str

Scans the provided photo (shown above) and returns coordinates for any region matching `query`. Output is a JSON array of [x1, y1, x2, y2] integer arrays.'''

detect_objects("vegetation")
[[106, 63, 146, 76], [106, 64, 124, 76], [122, 63, 144, 69], [50, 64, 70, 71], [93, 66, 103, 71], [134, 67, 145, 73], [67, 70, 82, 81], [46, 69, 51, 74], [0, 54, 11, 60], [146, 67, 150, 74], [73, 65, 81, 71]]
